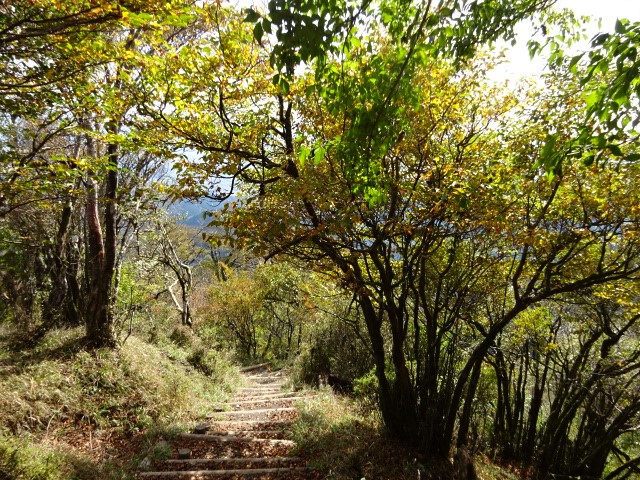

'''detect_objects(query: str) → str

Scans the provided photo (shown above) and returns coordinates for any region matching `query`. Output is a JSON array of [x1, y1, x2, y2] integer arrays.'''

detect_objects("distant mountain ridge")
[[168, 197, 236, 227]]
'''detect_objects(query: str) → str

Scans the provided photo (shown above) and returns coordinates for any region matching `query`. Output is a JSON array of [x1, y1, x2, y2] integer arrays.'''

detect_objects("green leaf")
[[298, 145, 310, 166], [592, 33, 610, 46], [313, 146, 325, 165], [608, 144, 624, 156], [244, 8, 261, 23], [541, 133, 558, 160], [591, 134, 607, 149], [253, 22, 264, 43], [568, 54, 581, 72], [585, 90, 602, 109], [279, 76, 290, 94]]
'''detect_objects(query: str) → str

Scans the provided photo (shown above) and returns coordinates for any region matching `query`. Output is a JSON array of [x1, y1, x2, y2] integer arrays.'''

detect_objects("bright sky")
[[493, 0, 640, 81]]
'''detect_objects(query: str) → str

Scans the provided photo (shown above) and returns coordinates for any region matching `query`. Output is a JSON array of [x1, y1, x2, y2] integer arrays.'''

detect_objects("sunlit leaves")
[[243, 0, 355, 75], [532, 16, 640, 174], [0, 0, 196, 218], [580, 19, 640, 134], [240, 0, 559, 198]]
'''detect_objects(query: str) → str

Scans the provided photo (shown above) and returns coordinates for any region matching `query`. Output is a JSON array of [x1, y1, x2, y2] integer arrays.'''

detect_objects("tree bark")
[[83, 129, 117, 348]]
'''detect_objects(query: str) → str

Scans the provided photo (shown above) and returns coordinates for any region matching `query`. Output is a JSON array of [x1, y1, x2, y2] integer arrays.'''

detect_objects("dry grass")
[[475, 455, 523, 480], [290, 391, 424, 479], [0, 326, 241, 480], [290, 389, 523, 480]]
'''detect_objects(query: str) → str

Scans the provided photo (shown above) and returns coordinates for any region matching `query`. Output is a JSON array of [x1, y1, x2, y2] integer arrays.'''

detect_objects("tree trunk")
[[84, 174, 115, 348], [360, 294, 420, 446], [82, 130, 117, 348], [43, 200, 74, 319], [457, 358, 483, 448]]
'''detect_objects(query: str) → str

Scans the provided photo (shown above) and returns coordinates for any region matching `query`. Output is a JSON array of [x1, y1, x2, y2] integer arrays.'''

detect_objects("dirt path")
[[138, 364, 318, 479]]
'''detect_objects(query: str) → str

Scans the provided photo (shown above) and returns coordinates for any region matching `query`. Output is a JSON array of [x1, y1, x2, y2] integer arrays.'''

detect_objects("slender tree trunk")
[[457, 358, 483, 448], [28, 198, 78, 344], [85, 174, 113, 347], [523, 348, 551, 458], [160, 223, 193, 327], [83, 129, 118, 348], [360, 294, 421, 446]]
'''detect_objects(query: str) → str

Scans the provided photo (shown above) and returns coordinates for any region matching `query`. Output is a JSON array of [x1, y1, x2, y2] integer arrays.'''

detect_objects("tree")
[[128, 0, 640, 465], [243, 0, 557, 200], [487, 288, 640, 478], [206, 261, 329, 362], [113, 0, 640, 471], [525, 15, 640, 175], [0, 0, 194, 347], [145, 217, 200, 328]]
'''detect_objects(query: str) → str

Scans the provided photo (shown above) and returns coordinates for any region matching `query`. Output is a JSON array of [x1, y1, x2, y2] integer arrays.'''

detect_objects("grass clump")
[[0, 435, 127, 480], [0, 326, 240, 479], [291, 389, 523, 480], [291, 391, 423, 479], [475, 455, 523, 480]]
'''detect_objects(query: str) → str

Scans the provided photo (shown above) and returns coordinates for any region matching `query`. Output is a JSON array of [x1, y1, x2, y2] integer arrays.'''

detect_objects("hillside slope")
[[0, 327, 239, 480]]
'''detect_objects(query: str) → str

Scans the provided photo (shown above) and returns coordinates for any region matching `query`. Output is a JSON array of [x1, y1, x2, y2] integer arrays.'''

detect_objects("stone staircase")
[[138, 364, 316, 479]]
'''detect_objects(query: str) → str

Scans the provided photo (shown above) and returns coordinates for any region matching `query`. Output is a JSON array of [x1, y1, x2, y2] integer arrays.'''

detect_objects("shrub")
[[186, 347, 237, 385]]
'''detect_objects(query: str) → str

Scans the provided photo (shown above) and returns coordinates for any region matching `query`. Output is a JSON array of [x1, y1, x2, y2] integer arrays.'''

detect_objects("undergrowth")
[[291, 391, 424, 479], [291, 389, 523, 480], [0, 326, 240, 480]]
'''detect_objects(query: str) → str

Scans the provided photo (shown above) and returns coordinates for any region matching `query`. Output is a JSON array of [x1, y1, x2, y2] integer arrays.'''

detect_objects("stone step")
[[204, 419, 292, 430], [245, 378, 287, 385], [239, 363, 271, 373], [169, 437, 294, 461], [219, 396, 310, 410], [177, 433, 295, 446], [138, 466, 311, 477], [232, 391, 302, 401], [237, 390, 283, 396], [206, 407, 296, 419], [244, 384, 286, 390], [205, 430, 287, 439], [240, 386, 285, 391], [245, 373, 285, 379], [164, 456, 303, 469]]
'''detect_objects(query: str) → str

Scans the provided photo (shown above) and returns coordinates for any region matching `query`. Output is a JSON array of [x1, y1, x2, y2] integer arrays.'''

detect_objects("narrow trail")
[[138, 364, 318, 479]]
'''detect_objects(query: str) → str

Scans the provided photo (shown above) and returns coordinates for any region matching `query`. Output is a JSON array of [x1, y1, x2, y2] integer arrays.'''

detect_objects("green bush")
[[291, 314, 374, 389], [0, 436, 65, 480], [168, 326, 194, 348], [292, 345, 330, 386], [186, 347, 237, 385], [353, 364, 395, 412]]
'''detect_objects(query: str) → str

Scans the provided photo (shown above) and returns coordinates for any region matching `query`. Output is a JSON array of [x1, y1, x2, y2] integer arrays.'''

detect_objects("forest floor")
[[0, 327, 521, 480], [138, 364, 321, 479], [134, 365, 521, 480]]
